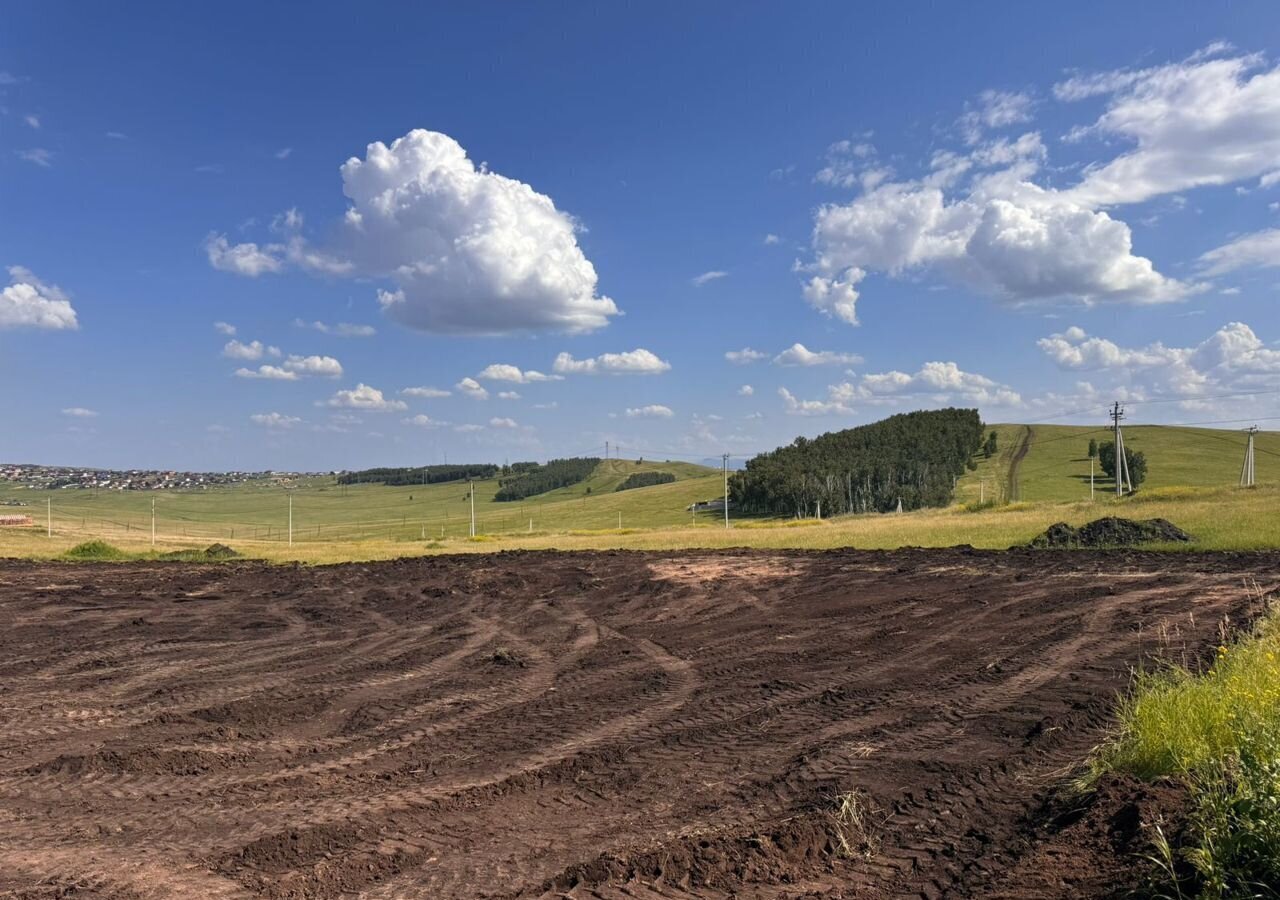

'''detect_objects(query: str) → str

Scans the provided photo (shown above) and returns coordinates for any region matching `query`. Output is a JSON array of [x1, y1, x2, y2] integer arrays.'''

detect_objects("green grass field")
[[962, 423, 1280, 504], [1, 423, 1277, 563], [0, 457, 726, 545]]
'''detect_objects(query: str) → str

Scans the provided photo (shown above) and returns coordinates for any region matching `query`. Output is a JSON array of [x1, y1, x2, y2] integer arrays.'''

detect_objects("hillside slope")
[[958, 424, 1280, 504]]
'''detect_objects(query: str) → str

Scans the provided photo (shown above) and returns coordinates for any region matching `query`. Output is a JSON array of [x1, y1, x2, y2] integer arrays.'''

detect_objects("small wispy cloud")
[[293, 319, 376, 337], [275, 147, 293, 160], [17, 148, 52, 168], [692, 270, 728, 287], [400, 386, 451, 399], [23, 114, 39, 130]]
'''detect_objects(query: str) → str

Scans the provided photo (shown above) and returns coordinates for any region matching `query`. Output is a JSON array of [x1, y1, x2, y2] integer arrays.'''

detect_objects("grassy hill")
[[5, 422, 1278, 561], [0, 458, 724, 544], [956, 424, 1280, 504]]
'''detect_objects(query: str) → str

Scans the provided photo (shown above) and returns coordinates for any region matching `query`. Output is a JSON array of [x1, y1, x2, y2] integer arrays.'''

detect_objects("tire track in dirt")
[[0, 550, 1271, 898]]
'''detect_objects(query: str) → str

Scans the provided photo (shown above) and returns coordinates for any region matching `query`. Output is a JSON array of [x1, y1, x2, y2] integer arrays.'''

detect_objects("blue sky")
[[5, 2, 1280, 470]]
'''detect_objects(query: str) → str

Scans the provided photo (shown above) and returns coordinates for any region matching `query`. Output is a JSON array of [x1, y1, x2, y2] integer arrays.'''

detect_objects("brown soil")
[[0, 548, 1271, 898]]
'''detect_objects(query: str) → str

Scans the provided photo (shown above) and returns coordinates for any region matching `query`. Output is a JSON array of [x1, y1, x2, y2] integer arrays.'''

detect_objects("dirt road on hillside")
[[0, 549, 1270, 898]]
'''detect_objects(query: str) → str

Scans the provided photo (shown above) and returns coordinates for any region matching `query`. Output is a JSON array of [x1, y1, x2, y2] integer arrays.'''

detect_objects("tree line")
[[729, 408, 986, 517], [615, 471, 675, 492], [493, 457, 601, 502], [337, 464, 499, 487]]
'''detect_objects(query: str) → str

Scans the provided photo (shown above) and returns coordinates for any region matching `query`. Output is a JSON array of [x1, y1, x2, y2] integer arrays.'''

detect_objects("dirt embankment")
[[0, 548, 1271, 898]]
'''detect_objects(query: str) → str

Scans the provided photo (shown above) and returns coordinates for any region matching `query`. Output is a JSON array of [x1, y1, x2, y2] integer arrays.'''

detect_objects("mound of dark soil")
[[203, 542, 239, 559], [1030, 517, 1191, 549], [158, 543, 240, 562]]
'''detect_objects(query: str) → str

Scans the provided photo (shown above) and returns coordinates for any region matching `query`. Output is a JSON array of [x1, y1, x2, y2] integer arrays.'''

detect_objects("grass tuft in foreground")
[[1088, 595, 1280, 898], [829, 790, 883, 861], [57, 540, 242, 563], [62, 540, 131, 561]]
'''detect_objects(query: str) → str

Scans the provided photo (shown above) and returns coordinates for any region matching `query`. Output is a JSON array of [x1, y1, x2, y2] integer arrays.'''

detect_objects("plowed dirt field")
[[0, 549, 1270, 898]]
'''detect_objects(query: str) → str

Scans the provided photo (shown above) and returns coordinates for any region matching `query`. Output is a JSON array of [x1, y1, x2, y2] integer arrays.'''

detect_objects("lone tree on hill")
[[1087, 438, 1098, 459], [1098, 440, 1147, 490]]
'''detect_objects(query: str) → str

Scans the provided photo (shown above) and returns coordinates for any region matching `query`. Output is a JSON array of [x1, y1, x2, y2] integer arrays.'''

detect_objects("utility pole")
[[722, 453, 730, 529], [1090, 456, 1095, 500], [469, 481, 476, 538], [46, 498, 51, 538], [980, 480, 985, 504], [1110, 402, 1132, 496], [1241, 425, 1258, 487], [288, 493, 293, 546], [605, 440, 609, 460], [151, 497, 156, 547]]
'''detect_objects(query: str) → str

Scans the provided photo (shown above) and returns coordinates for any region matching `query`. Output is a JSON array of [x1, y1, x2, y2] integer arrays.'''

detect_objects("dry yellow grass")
[[4, 482, 1275, 564]]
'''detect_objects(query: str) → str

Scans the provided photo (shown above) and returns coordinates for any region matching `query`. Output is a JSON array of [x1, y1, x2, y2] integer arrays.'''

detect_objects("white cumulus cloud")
[[476, 363, 562, 383], [796, 47, 1280, 323], [61, 407, 98, 418], [282, 354, 343, 377], [625, 404, 674, 418], [346, 130, 619, 334], [235, 365, 298, 381], [780, 359, 1020, 416], [1059, 49, 1280, 206], [325, 384, 408, 411], [725, 348, 768, 365], [1, 266, 78, 331], [1036, 322, 1280, 406], [778, 387, 853, 417], [455, 377, 489, 400], [552, 348, 671, 375], [204, 234, 283, 277], [802, 271, 864, 325], [773, 343, 863, 367], [208, 131, 620, 335], [222, 339, 272, 360]]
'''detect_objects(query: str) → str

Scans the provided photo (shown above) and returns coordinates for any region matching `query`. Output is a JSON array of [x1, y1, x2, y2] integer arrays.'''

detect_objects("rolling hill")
[[956, 423, 1280, 505]]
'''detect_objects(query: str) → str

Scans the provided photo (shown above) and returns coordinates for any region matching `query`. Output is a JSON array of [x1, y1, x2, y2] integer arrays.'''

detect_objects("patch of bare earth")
[[0, 548, 1271, 898]]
